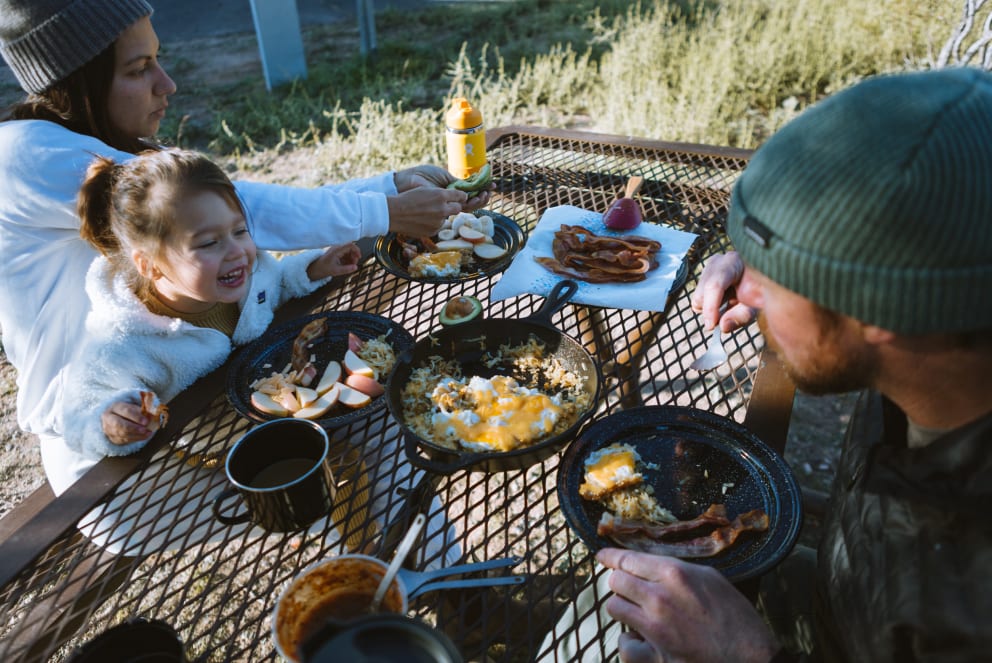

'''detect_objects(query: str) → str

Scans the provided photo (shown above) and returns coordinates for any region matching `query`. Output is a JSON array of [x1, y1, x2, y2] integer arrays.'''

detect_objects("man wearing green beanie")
[[595, 67, 992, 662]]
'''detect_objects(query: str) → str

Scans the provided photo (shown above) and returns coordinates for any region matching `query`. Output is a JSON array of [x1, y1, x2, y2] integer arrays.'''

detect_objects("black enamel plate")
[[227, 312, 414, 429], [374, 210, 524, 283], [558, 405, 802, 583]]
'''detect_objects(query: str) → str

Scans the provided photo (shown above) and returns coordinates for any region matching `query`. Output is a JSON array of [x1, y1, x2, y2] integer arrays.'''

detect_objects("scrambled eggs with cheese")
[[429, 375, 563, 452]]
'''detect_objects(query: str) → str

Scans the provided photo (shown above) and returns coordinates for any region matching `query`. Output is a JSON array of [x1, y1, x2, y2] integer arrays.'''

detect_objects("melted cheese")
[[409, 250, 463, 277], [429, 375, 562, 452], [580, 444, 641, 498]]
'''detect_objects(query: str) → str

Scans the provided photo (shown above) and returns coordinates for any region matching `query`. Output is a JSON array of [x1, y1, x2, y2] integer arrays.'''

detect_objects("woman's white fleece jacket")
[[63, 249, 327, 460]]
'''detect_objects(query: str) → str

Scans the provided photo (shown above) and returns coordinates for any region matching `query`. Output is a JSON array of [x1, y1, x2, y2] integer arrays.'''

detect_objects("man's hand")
[[598, 548, 779, 663], [101, 400, 154, 445], [689, 251, 756, 332]]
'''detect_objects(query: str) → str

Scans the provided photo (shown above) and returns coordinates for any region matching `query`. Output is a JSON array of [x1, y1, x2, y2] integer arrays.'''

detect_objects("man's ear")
[[132, 249, 162, 279], [863, 324, 896, 346]]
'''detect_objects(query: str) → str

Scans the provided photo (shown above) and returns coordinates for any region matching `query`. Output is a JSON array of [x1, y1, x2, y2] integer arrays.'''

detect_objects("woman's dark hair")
[[2, 42, 152, 154]]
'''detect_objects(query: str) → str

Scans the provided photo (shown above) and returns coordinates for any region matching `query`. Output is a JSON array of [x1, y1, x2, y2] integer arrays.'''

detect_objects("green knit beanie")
[[0, 0, 153, 94], [728, 68, 992, 335]]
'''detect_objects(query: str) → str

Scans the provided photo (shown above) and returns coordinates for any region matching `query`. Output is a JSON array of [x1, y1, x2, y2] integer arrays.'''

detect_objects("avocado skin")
[[447, 164, 492, 194], [438, 296, 483, 326]]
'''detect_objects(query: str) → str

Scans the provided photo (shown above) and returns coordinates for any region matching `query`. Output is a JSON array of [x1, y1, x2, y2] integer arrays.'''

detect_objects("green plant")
[[164, 0, 961, 175]]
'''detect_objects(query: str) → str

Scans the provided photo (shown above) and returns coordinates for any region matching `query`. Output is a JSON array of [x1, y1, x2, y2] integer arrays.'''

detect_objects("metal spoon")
[[369, 512, 425, 613], [689, 303, 730, 372]]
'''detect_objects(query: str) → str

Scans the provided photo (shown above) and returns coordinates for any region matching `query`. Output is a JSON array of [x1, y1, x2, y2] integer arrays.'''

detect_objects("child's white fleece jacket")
[[62, 249, 327, 464]]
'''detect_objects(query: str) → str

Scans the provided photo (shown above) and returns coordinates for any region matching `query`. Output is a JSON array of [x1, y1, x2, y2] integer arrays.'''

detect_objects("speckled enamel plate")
[[558, 405, 803, 583], [374, 210, 524, 284]]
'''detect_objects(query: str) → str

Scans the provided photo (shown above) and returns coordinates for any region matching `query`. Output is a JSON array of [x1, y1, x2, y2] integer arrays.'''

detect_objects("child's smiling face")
[[148, 190, 257, 313]]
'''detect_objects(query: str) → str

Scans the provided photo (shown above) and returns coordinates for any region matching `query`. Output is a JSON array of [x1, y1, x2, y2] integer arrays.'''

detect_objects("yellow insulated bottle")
[[445, 98, 486, 180]]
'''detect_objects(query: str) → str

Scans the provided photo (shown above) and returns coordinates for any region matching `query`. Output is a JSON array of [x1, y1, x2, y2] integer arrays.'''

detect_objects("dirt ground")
[[0, 25, 856, 527]]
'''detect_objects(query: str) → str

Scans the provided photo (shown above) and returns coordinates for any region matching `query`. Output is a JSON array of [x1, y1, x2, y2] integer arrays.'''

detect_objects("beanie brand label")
[[742, 216, 774, 248]]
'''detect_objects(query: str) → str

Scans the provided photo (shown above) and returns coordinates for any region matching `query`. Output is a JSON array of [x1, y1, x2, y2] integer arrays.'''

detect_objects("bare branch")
[[936, 0, 992, 69]]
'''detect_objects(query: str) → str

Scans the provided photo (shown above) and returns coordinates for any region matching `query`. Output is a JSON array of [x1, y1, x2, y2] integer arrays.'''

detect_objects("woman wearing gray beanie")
[[591, 68, 992, 662], [0, 1, 487, 496]]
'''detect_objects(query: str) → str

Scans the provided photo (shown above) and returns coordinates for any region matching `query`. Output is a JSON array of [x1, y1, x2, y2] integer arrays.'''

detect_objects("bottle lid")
[[445, 98, 482, 130]]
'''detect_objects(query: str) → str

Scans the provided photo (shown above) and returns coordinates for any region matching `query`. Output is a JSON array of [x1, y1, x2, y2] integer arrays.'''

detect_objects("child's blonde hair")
[[78, 148, 246, 299]]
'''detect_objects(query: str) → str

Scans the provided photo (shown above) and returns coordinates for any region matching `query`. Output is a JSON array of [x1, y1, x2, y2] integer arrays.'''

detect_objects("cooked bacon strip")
[[291, 318, 328, 373], [539, 224, 662, 284], [597, 505, 770, 558], [536, 257, 649, 283]]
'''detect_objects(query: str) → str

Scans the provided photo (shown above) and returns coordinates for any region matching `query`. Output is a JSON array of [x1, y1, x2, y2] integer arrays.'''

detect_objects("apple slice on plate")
[[316, 360, 343, 394], [337, 384, 372, 409], [251, 391, 290, 417], [345, 373, 385, 397], [294, 384, 341, 419], [343, 350, 376, 379]]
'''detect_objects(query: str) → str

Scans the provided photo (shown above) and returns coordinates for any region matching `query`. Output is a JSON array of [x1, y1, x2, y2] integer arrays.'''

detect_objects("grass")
[[160, 0, 960, 177]]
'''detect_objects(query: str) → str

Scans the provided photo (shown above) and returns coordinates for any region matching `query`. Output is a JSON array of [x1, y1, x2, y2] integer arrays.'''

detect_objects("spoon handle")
[[624, 175, 644, 198], [370, 512, 425, 612]]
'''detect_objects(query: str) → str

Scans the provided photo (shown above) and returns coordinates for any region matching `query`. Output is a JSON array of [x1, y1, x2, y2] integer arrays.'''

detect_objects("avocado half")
[[438, 295, 483, 326]]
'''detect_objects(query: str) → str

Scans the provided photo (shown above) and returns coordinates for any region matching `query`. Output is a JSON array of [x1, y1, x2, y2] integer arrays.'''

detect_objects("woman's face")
[[107, 16, 176, 140], [149, 190, 257, 314]]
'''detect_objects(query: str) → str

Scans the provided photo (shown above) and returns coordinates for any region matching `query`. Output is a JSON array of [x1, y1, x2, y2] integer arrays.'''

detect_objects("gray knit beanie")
[[728, 67, 992, 335], [0, 0, 152, 94]]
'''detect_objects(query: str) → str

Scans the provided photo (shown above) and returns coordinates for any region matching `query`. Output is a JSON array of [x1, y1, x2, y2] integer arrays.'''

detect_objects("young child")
[[63, 148, 361, 461]]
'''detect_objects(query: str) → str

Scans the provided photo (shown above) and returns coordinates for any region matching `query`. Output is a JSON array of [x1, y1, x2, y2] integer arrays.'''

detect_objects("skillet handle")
[[526, 279, 579, 327], [403, 434, 480, 475]]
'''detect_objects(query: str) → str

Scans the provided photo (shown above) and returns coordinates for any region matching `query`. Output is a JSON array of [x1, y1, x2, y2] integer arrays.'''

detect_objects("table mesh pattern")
[[0, 129, 760, 662]]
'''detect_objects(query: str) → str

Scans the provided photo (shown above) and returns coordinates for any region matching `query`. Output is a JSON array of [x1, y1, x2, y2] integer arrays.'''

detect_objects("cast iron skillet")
[[228, 311, 415, 429], [385, 280, 602, 474], [557, 405, 803, 583]]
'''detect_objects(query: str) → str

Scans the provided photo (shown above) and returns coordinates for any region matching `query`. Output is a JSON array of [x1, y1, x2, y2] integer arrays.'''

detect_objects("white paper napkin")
[[490, 205, 698, 311]]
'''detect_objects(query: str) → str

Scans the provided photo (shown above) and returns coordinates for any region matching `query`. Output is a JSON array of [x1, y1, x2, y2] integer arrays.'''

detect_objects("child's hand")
[[308, 243, 362, 280], [101, 400, 156, 445]]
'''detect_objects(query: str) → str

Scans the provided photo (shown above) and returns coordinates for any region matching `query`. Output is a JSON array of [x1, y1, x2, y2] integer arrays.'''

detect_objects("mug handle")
[[212, 487, 251, 525]]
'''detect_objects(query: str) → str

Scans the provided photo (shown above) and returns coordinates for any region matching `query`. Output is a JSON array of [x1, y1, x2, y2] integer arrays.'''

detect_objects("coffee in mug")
[[213, 419, 336, 532]]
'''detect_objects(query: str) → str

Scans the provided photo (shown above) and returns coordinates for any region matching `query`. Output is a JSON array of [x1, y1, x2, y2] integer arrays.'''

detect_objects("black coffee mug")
[[300, 614, 462, 663], [213, 419, 336, 532], [68, 618, 187, 662]]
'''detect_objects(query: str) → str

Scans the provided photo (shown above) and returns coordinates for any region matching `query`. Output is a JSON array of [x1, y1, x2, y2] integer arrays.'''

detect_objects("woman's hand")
[[101, 400, 154, 445], [597, 548, 780, 663], [386, 187, 470, 237], [308, 242, 362, 280], [391, 164, 493, 231], [689, 251, 756, 332]]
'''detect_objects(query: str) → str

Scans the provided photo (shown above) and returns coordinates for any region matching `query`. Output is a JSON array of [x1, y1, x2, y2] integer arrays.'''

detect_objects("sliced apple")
[[345, 373, 385, 397], [347, 333, 365, 353], [315, 360, 342, 394], [294, 384, 341, 419], [296, 386, 320, 408], [276, 390, 300, 413], [434, 238, 474, 251], [437, 228, 457, 241], [251, 391, 290, 417], [457, 225, 488, 244], [473, 242, 508, 260], [343, 350, 376, 378], [337, 383, 372, 409]]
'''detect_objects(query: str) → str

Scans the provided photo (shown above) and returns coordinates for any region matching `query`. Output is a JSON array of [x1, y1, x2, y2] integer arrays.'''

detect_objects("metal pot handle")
[[525, 279, 579, 326], [403, 434, 490, 475]]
